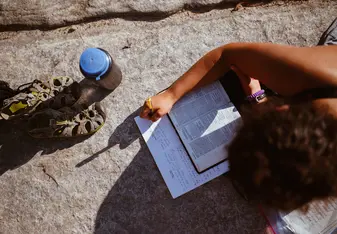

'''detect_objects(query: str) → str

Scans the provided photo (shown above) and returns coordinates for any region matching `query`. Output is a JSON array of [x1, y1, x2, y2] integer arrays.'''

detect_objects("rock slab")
[[0, 0, 336, 234], [0, 0, 239, 29]]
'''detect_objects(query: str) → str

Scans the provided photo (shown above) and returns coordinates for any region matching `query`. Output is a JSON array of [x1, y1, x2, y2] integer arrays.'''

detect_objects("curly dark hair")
[[228, 100, 337, 211]]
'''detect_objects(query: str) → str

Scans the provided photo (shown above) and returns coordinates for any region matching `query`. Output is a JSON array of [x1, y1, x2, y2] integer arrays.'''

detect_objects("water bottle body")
[[96, 56, 122, 90]]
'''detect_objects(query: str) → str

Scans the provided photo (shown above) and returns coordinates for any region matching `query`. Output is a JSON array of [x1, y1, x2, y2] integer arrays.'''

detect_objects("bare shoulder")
[[222, 43, 337, 95], [297, 45, 337, 86]]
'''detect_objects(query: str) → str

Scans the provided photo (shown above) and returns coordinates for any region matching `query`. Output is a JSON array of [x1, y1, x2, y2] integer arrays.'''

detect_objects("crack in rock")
[[0, 0, 278, 32]]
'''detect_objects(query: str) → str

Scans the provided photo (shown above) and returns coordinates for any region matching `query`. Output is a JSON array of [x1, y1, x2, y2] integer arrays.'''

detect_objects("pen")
[[146, 97, 153, 116]]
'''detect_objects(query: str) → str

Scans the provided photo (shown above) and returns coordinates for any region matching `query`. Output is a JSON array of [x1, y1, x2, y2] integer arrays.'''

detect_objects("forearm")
[[167, 45, 231, 102]]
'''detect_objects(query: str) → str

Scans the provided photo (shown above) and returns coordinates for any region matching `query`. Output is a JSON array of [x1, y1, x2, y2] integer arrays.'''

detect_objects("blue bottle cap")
[[79, 48, 110, 81]]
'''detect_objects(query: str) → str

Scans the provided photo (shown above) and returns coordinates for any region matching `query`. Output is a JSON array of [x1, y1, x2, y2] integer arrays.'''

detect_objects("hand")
[[140, 90, 176, 122], [231, 65, 262, 96]]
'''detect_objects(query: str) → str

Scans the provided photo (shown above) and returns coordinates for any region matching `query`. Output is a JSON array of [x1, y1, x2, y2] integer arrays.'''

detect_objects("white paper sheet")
[[135, 116, 229, 198], [282, 198, 337, 234]]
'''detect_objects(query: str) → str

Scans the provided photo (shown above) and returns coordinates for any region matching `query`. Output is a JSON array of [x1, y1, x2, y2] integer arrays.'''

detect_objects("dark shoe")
[[27, 102, 106, 138], [0, 81, 16, 108], [0, 77, 79, 120]]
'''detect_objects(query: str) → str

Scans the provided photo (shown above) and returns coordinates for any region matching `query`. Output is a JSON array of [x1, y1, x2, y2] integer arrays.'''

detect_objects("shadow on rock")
[[76, 108, 141, 167], [91, 110, 266, 233], [0, 119, 90, 175]]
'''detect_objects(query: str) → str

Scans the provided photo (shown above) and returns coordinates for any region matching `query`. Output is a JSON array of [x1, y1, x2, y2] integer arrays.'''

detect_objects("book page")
[[168, 81, 241, 172], [282, 198, 337, 234], [135, 116, 229, 198]]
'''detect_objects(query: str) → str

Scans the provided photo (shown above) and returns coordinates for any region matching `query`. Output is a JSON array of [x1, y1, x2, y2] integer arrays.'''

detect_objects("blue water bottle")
[[79, 48, 122, 90]]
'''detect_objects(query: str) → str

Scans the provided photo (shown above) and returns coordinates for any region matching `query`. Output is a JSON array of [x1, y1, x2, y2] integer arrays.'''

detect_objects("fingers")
[[231, 65, 250, 84], [140, 101, 162, 122], [140, 103, 151, 119], [150, 110, 163, 122], [140, 94, 169, 122]]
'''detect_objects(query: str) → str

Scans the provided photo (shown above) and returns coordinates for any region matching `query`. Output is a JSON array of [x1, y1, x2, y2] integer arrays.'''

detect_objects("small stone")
[[67, 28, 76, 33]]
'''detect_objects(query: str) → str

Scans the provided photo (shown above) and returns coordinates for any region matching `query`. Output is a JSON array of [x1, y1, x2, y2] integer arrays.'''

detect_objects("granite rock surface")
[[0, 0, 336, 233]]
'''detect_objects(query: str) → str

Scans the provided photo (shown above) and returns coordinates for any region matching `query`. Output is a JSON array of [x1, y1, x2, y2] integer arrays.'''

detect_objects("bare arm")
[[141, 42, 337, 120], [168, 43, 337, 102]]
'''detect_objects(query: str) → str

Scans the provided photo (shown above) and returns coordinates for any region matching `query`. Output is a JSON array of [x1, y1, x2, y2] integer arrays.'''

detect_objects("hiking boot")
[[0, 76, 79, 120], [27, 102, 106, 138], [38, 81, 81, 111]]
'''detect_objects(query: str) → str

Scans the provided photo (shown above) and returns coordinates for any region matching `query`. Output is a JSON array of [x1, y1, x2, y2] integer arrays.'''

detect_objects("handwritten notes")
[[282, 198, 337, 234], [135, 116, 229, 198]]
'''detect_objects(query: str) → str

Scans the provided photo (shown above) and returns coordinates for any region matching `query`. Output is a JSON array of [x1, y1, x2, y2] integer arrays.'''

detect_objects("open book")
[[135, 81, 242, 198], [167, 81, 241, 173]]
